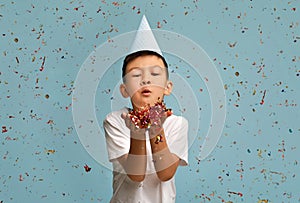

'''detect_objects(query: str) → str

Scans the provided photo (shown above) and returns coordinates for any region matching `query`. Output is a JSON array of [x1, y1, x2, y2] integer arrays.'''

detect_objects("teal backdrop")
[[0, 1, 299, 202]]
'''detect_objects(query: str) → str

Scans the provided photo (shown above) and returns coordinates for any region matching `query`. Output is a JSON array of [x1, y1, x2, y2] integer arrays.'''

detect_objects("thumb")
[[121, 112, 127, 120]]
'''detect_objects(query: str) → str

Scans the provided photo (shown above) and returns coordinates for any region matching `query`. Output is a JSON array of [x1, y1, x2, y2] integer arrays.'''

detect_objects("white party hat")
[[129, 15, 163, 56]]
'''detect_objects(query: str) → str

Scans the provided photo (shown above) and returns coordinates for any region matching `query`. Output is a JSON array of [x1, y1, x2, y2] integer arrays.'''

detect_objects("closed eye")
[[132, 74, 141, 77], [150, 66, 163, 76]]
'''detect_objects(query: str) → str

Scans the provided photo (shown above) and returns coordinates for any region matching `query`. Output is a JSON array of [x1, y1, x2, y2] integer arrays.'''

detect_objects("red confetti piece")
[[260, 90, 266, 105], [227, 191, 243, 197], [201, 194, 211, 201], [84, 164, 91, 172], [74, 5, 84, 11], [46, 120, 54, 124], [65, 103, 72, 111], [112, 1, 120, 6], [2, 126, 7, 133], [157, 21, 162, 28], [39, 56, 46, 71], [19, 174, 24, 181], [278, 140, 285, 159]]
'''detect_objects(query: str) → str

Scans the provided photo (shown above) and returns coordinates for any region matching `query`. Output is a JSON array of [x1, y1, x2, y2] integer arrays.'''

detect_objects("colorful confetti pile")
[[128, 99, 172, 129]]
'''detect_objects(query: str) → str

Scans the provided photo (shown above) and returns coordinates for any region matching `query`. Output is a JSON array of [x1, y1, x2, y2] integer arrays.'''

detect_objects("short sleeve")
[[164, 116, 189, 166], [103, 109, 130, 162]]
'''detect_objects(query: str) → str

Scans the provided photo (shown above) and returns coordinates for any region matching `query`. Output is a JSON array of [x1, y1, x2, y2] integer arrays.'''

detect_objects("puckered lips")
[[140, 87, 152, 96]]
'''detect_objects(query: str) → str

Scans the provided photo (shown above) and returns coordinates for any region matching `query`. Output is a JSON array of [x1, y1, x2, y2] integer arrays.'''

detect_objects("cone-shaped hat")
[[129, 15, 163, 56]]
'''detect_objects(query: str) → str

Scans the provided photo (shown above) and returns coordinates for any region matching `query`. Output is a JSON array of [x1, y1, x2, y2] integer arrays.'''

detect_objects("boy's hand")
[[121, 112, 146, 139], [149, 111, 168, 136]]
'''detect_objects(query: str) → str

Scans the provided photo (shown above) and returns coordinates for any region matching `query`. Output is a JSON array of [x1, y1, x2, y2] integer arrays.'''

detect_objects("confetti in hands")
[[128, 99, 172, 129]]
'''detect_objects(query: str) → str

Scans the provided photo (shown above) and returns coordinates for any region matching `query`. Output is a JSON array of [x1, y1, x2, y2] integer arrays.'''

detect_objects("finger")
[[160, 112, 168, 123], [121, 112, 127, 120], [125, 117, 132, 127], [121, 113, 132, 128]]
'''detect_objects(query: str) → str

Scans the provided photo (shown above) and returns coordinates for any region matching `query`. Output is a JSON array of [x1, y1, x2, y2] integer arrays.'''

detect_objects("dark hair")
[[122, 50, 169, 80]]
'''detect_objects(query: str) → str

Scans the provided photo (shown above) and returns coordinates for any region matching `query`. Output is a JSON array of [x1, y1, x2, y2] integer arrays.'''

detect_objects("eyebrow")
[[127, 65, 164, 73]]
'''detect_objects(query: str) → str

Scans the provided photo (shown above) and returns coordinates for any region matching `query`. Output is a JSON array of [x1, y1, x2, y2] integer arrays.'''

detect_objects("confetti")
[[2, 126, 8, 133], [39, 56, 46, 71], [228, 41, 237, 48], [155, 134, 163, 144], [84, 164, 91, 172], [257, 200, 269, 203], [260, 90, 266, 105], [227, 191, 243, 197], [46, 149, 56, 155], [19, 174, 24, 181], [112, 2, 120, 6], [46, 119, 54, 124], [278, 140, 285, 159], [128, 99, 172, 129], [73, 5, 84, 11], [236, 160, 244, 180], [157, 21, 162, 28]]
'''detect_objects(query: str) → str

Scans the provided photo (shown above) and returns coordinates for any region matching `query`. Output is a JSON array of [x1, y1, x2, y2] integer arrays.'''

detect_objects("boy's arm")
[[149, 128, 180, 182], [117, 135, 146, 182], [117, 113, 147, 182]]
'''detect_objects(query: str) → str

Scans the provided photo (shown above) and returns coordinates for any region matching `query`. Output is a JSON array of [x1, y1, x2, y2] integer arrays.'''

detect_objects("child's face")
[[120, 55, 172, 109]]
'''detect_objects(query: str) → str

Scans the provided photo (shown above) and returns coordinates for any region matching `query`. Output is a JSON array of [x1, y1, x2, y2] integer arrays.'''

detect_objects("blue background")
[[1, 1, 299, 202]]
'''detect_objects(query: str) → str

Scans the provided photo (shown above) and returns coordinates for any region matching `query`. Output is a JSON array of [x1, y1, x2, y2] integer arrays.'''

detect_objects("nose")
[[140, 80, 151, 86], [140, 71, 151, 86]]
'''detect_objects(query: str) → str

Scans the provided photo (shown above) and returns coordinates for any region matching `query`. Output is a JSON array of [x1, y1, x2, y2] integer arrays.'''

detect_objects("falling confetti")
[[45, 149, 56, 155], [260, 90, 266, 105], [84, 164, 92, 172], [39, 56, 46, 71], [19, 174, 24, 181], [2, 126, 8, 133], [227, 191, 243, 197], [257, 200, 269, 203]]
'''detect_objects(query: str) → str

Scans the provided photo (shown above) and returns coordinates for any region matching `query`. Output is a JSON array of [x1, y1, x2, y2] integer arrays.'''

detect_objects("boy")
[[103, 16, 188, 203]]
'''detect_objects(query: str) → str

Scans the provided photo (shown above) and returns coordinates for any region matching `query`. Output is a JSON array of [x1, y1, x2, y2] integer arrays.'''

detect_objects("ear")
[[164, 81, 173, 96], [120, 83, 130, 98]]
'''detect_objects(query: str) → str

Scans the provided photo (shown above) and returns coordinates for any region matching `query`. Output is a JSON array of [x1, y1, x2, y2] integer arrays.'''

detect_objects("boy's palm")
[[121, 112, 146, 138]]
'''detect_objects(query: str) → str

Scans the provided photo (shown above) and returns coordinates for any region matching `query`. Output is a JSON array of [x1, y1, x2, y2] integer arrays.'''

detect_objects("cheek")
[[150, 86, 165, 98], [125, 82, 141, 96], [151, 78, 167, 89]]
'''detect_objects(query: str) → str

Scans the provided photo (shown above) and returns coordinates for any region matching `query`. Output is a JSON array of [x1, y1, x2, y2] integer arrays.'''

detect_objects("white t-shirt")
[[103, 107, 188, 203]]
